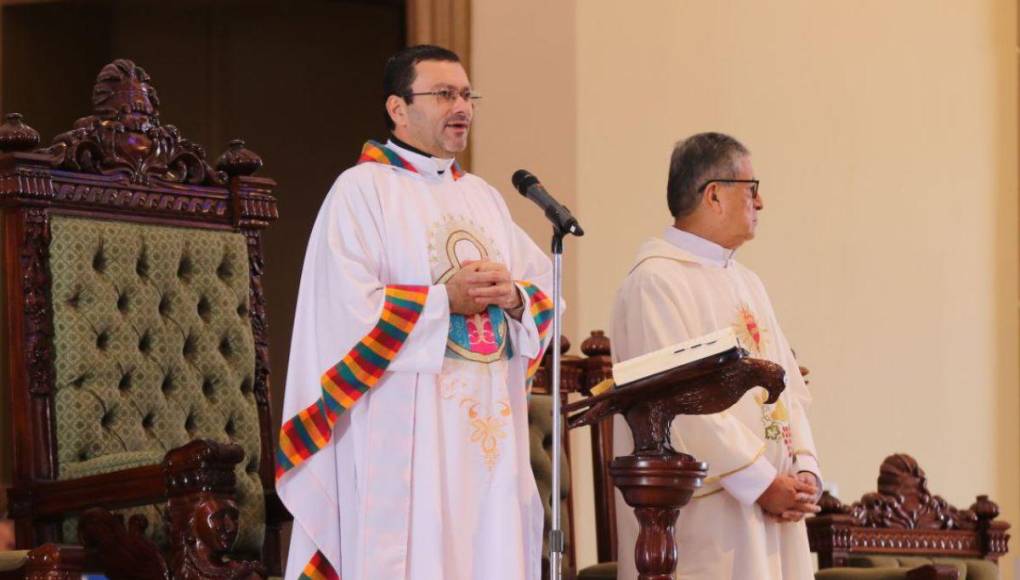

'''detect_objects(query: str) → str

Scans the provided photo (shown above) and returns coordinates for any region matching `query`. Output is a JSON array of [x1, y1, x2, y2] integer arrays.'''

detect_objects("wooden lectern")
[[564, 349, 786, 580]]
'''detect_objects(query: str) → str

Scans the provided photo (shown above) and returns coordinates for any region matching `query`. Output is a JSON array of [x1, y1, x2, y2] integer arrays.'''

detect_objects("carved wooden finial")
[[581, 330, 611, 357], [817, 490, 847, 515], [540, 335, 571, 367], [877, 453, 927, 496], [0, 113, 41, 153], [971, 495, 1000, 522], [216, 139, 263, 178]]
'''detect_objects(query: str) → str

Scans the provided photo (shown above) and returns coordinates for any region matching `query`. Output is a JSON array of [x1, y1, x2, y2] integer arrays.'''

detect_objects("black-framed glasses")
[[406, 88, 482, 105], [698, 179, 760, 199]]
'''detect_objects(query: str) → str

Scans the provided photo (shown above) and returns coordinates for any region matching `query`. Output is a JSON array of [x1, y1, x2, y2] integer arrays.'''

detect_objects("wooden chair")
[[529, 331, 617, 580], [808, 454, 1010, 580], [0, 59, 283, 578]]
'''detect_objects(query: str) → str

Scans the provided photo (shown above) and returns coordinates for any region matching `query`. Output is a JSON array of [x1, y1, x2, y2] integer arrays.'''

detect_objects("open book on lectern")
[[611, 327, 745, 388]]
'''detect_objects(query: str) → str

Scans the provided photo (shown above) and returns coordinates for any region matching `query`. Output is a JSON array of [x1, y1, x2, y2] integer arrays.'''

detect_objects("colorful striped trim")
[[518, 281, 554, 380], [358, 140, 419, 174], [300, 550, 339, 580], [357, 140, 465, 181], [450, 160, 465, 180], [275, 285, 429, 480]]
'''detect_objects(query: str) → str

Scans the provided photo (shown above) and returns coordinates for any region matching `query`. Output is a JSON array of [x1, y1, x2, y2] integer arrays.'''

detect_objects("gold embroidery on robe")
[[739, 305, 794, 457], [460, 398, 511, 470]]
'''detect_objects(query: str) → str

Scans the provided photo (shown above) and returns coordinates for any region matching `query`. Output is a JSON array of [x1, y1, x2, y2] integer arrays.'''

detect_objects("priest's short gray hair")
[[667, 132, 749, 218]]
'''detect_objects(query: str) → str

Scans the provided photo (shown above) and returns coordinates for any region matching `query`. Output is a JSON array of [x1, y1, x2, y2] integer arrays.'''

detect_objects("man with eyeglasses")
[[610, 132, 822, 579], [278, 45, 554, 580]]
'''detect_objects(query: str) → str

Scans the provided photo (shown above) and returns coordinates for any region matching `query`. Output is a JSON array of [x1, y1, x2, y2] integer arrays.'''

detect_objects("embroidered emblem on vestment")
[[461, 397, 511, 470], [428, 215, 509, 363], [736, 303, 793, 457], [733, 303, 768, 356], [756, 394, 794, 457]]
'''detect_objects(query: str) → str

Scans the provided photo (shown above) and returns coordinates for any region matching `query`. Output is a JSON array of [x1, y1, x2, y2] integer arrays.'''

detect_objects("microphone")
[[511, 170, 584, 236]]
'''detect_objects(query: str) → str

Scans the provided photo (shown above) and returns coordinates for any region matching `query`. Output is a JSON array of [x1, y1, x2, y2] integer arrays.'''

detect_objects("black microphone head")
[[511, 169, 539, 195]]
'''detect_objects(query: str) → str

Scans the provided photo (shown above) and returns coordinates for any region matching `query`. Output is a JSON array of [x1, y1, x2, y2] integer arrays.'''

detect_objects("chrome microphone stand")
[[507, 169, 582, 580], [548, 223, 580, 580], [549, 230, 565, 580]]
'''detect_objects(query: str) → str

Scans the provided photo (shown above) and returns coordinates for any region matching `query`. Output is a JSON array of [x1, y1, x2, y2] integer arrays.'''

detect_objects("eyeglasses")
[[406, 88, 482, 105], [697, 179, 760, 199]]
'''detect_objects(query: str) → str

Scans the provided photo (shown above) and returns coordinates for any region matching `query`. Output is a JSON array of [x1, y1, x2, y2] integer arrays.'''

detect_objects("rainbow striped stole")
[[275, 285, 429, 480], [519, 281, 554, 380], [357, 140, 465, 180], [300, 551, 339, 580], [358, 140, 418, 174], [449, 160, 465, 180]]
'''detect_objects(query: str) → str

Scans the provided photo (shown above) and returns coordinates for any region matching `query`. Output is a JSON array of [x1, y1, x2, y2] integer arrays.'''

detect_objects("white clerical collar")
[[386, 139, 457, 179], [663, 226, 736, 267]]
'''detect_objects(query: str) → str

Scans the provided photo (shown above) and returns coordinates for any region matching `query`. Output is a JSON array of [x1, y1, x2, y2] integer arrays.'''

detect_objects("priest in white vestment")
[[276, 45, 555, 580], [611, 133, 822, 580]]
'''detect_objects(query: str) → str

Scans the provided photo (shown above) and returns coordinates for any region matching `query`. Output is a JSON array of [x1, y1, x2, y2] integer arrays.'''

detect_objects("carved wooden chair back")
[[0, 59, 281, 573], [808, 454, 1009, 579]]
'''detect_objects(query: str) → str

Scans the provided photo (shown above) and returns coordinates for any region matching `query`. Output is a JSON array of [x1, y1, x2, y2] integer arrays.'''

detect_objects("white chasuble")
[[610, 227, 821, 580], [277, 141, 553, 580]]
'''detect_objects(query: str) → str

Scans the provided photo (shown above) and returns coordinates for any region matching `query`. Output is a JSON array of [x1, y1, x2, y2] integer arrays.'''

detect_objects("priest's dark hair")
[[383, 44, 462, 131], [667, 132, 749, 218]]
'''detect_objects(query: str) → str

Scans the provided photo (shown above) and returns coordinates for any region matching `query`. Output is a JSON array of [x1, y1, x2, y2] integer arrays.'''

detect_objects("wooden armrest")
[[8, 465, 165, 520], [0, 544, 85, 580], [9, 439, 249, 521]]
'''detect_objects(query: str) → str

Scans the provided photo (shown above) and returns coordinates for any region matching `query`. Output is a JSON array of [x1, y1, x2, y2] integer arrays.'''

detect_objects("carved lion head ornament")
[[190, 497, 240, 556], [175, 493, 265, 580]]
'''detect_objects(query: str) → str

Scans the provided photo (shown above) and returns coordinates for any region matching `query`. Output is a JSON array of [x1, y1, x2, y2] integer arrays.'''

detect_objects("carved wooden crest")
[[808, 453, 1010, 568], [39, 59, 258, 186], [843, 454, 978, 530]]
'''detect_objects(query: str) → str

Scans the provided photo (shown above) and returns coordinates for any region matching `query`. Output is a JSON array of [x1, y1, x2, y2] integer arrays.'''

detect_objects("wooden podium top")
[[564, 350, 786, 455]]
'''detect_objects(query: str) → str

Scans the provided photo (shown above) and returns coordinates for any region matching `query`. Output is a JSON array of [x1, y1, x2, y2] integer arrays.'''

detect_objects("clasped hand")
[[757, 472, 821, 523], [446, 260, 522, 316]]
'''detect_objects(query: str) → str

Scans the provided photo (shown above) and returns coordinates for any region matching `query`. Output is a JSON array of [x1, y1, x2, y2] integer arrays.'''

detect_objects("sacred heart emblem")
[[427, 215, 508, 363]]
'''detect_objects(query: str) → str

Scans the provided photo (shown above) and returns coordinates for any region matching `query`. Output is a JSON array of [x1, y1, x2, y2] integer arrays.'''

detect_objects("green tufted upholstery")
[[815, 555, 998, 580], [48, 215, 263, 554]]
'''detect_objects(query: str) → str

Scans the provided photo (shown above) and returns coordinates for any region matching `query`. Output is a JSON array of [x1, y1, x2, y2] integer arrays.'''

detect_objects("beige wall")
[[471, 0, 579, 320], [477, 0, 1020, 576]]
